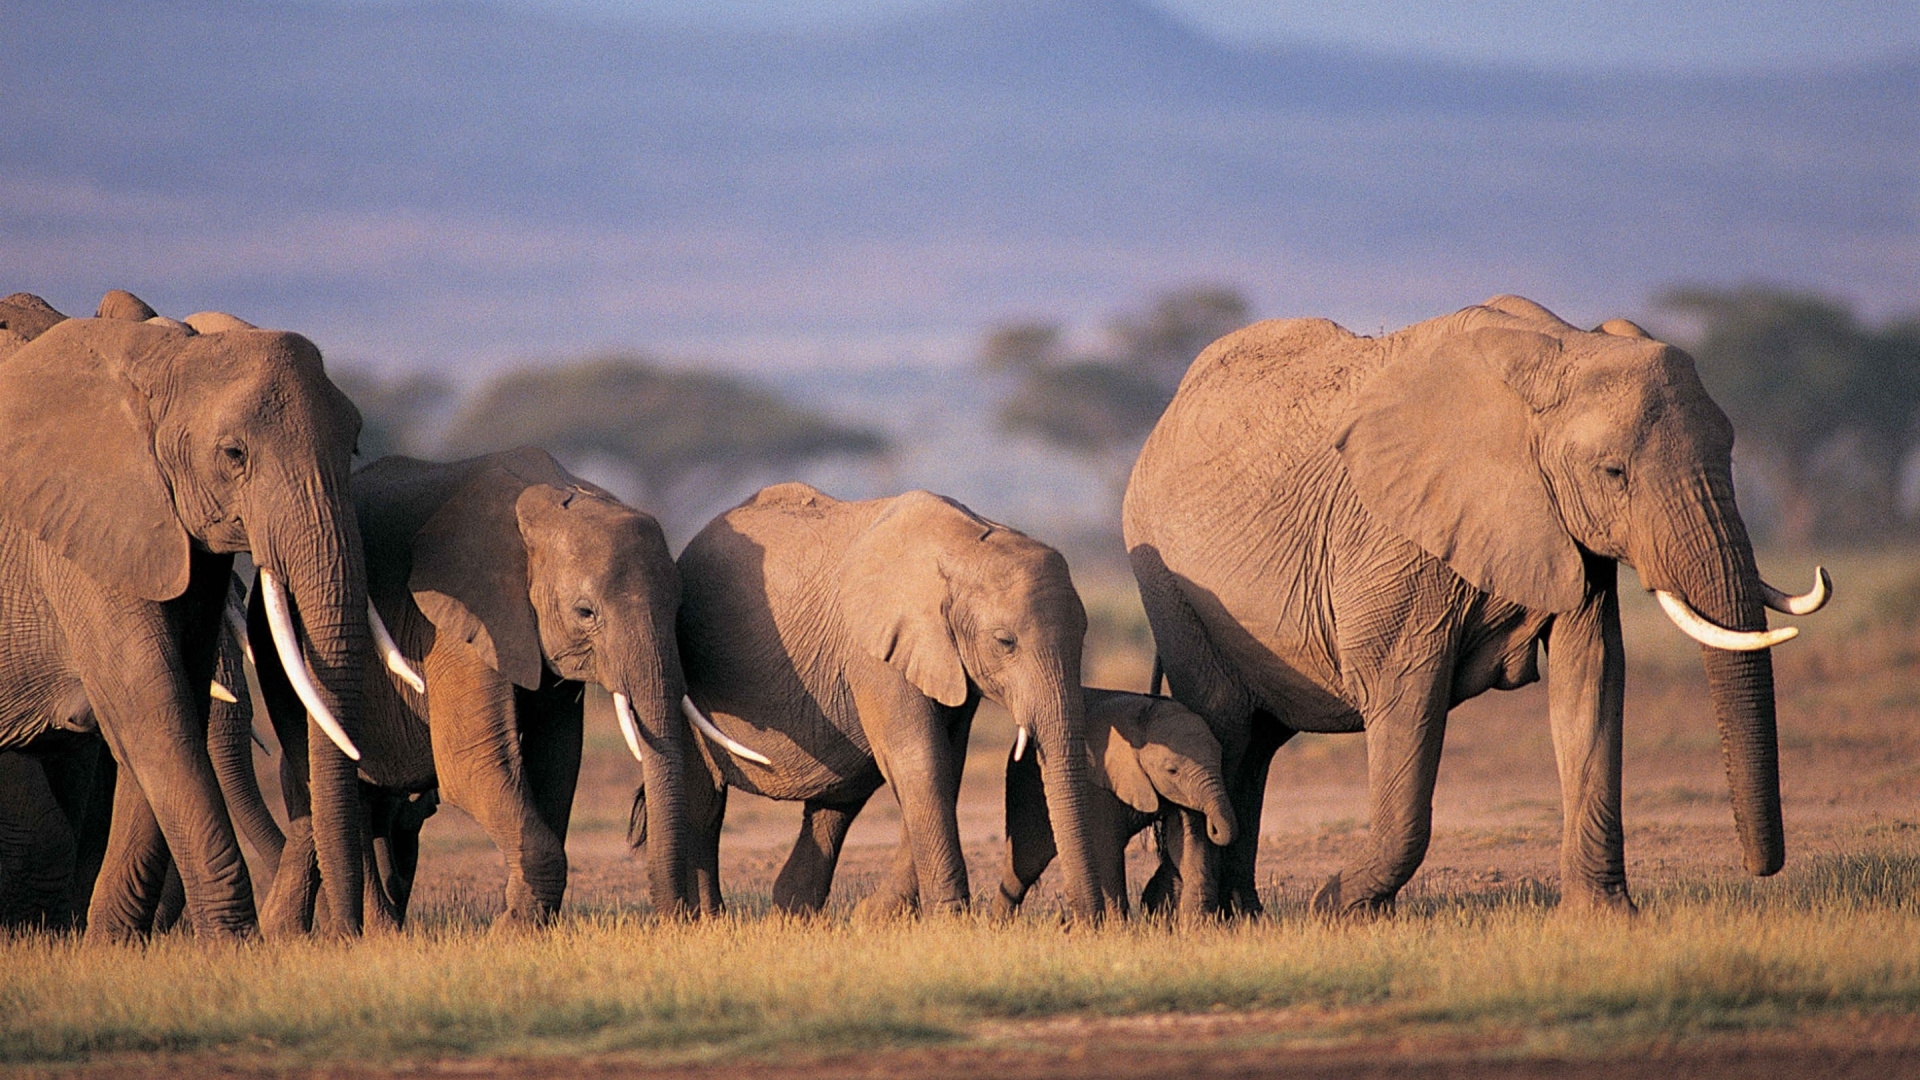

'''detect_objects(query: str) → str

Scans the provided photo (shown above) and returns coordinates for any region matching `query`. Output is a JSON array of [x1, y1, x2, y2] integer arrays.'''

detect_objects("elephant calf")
[[990, 688, 1233, 921]]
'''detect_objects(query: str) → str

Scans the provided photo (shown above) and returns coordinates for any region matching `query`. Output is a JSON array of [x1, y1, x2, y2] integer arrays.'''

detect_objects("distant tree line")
[[335, 353, 888, 540], [983, 285, 1251, 496], [1656, 286, 1920, 547]]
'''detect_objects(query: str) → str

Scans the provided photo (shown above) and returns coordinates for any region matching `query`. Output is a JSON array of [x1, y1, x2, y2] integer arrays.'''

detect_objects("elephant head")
[[838, 491, 1105, 916], [0, 307, 372, 926], [385, 447, 693, 913], [1087, 691, 1234, 846], [1333, 294, 1823, 876]]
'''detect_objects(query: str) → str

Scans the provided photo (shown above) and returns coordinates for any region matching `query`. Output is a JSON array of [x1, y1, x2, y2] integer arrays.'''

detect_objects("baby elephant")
[[992, 687, 1234, 921]]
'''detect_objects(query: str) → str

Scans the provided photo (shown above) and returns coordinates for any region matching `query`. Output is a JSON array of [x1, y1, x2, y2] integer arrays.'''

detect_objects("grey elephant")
[[248, 446, 694, 930], [0, 291, 372, 938], [990, 687, 1233, 921], [1123, 295, 1828, 917], [645, 483, 1104, 919]]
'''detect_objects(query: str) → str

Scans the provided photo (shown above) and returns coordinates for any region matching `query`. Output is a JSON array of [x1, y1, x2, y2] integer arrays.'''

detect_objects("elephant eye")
[[217, 440, 248, 472], [992, 629, 1017, 651], [1599, 461, 1626, 484], [573, 603, 597, 623]]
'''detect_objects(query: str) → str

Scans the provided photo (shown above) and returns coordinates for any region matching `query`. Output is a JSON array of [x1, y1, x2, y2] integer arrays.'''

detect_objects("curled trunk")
[[205, 627, 284, 879]]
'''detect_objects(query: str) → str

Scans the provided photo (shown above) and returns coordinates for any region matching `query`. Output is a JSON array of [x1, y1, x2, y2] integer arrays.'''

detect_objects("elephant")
[[247, 446, 693, 929], [989, 687, 1233, 921], [0, 290, 372, 938], [1122, 295, 1828, 918], [646, 483, 1104, 919]]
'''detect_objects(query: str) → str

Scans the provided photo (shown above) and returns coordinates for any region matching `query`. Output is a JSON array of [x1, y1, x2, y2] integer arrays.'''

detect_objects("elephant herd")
[[0, 287, 1831, 940]]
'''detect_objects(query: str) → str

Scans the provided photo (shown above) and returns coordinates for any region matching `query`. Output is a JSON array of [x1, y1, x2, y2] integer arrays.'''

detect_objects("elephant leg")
[[1138, 816, 1180, 916], [1170, 806, 1218, 925], [853, 825, 923, 921], [0, 752, 79, 929], [264, 816, 321, 937], [360, 786, 404, 933], [1548, 561, 1633, 914], [853, 661, 973, 916], [151, 857, 187, 933], [56, 563, 255, 937], [1314, 676, 1449, 915], [1220, 716, 1291, 916], [773, 785, 877, 914], [993, 746, 1054, 917], [83, 776, 173, 940], [431, 669, 565, 925]]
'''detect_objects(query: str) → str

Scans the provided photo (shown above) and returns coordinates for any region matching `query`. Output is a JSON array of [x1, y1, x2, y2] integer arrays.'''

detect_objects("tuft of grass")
[[9, 847, 1920, 1066]]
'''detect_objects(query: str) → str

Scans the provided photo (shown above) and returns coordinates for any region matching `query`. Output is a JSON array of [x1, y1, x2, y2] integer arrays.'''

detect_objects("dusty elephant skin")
[[992, 687, 1233, 921], [248, 446, 693, 930], [1123, 295, 1822, 917], [0, 291, 370, 939], [649, 483, 1104, 919]]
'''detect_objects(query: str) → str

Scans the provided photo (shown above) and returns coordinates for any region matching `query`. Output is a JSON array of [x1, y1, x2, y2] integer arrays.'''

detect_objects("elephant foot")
[[1558, 884, 1638, 919], [1222, 885, 1263, 919], [852, 889, 918, 923], [1311, 872, 1394, 918]]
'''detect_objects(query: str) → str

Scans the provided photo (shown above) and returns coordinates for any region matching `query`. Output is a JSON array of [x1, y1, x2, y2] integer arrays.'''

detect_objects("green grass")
[[8, 847, 1920, 1067]]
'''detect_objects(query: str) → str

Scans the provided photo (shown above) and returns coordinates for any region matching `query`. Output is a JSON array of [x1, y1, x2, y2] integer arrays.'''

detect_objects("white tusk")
[[259, 569, 362, 761], [1761, 566, 1831, 616], [612, 692, 646, 765], [681, 695, 774, 767], [226, 606, 253, 665], [1012, 725, 1030, 762], [367, 601, 427, 694], [1654, 590, 1798, 651], [210, 680, 239, 704]]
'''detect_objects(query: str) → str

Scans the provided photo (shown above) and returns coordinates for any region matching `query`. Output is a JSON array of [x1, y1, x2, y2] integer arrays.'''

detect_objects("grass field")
[[4, 547, 1920, 1077]]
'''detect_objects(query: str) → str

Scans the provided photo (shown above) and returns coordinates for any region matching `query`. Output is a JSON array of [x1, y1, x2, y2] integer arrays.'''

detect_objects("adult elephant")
[[652, 483, 1103, 919], [249, 447, 693, 929], [1123, 295, 1827, 917], [0, 293, 371, 938]]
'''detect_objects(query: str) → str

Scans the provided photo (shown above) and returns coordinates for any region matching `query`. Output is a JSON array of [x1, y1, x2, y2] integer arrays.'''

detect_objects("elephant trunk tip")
[[1207, 810, 1236, 848]]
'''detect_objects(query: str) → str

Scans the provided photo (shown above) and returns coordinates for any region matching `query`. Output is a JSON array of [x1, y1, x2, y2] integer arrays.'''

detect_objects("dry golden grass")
[[7, 846, 1920, 1067]]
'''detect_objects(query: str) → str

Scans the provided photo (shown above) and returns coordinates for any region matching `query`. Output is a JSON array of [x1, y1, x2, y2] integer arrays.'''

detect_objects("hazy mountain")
[[4, 0, 1912, 374]]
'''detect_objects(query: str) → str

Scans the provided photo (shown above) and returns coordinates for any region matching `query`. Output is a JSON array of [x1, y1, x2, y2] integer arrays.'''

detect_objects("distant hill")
[[3, 0, 1914, 372]]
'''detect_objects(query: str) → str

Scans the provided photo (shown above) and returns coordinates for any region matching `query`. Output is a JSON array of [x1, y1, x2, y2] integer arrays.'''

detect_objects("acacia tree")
[[351, 353, 888, 540], [1658, 286, 1920, 546], [987, 285, 1250, 495]]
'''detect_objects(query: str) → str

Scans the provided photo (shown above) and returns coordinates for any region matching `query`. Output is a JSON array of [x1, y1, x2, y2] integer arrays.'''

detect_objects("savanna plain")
[[9, 549, 1920, 1079]]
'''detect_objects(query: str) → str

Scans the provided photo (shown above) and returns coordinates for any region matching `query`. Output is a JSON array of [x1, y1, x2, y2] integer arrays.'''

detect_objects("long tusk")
[[1012, 725, 1030, 762], [612, 692, 646, 764], [1654, 590, 1798, 651], [226, 606, 253, 665], [1761, 566, 1831, 616], [681, 695, 774, 767], [210, 680, 239, 704], [367, 601, 427, 694], [259, 568, 362, 761]]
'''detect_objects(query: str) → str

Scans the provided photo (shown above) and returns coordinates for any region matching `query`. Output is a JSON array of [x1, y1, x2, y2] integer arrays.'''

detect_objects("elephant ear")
[[407, 463, 547, 690], [1085, 702, 1160, 815], [839, 491, 972, 708], [1333, 326, 1585, 613], [0, 318, 191, 601]]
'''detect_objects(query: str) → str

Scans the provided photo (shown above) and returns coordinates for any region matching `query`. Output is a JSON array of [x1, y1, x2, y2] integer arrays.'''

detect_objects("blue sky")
[[516, 0, 1920, 72]]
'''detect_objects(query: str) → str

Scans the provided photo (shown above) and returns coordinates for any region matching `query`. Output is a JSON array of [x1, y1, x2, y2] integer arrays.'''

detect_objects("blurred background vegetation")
[[335, 282, 1919, 559]]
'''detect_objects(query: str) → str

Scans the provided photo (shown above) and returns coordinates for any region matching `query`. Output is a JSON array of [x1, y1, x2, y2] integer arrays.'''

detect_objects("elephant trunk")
[[1644, 476, 1784, 877], [1027, 669, 1104, 920], [1195, 775, 1237, 848], [255, 493, 372, 932], [616, 656, 693, 917], [206, 626, 285, 879]]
